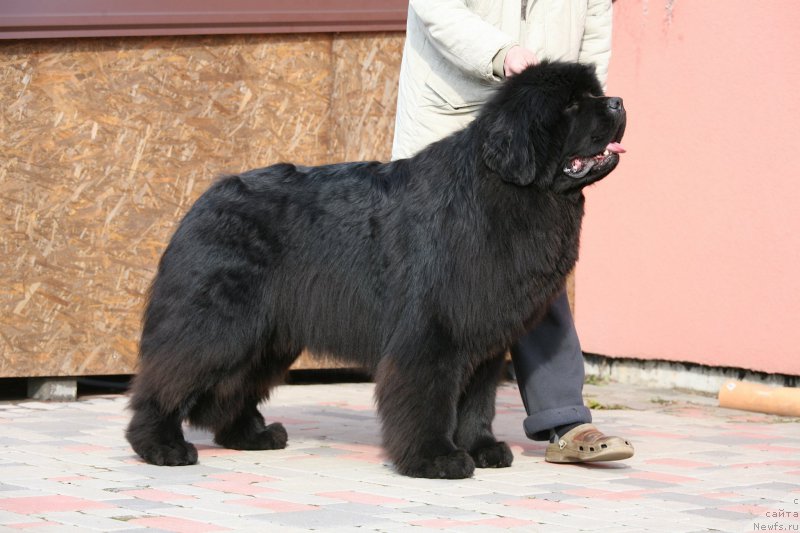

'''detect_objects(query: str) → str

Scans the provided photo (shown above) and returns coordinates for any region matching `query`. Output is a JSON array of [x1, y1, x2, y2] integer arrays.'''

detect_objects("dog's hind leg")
[[375, 347, 475, 479], [127, 327, 291, 465], [212, 400, 288, 451], [454, 353, 513, 469], [126, 378, 198, 466], [191, 350, 297, 452]]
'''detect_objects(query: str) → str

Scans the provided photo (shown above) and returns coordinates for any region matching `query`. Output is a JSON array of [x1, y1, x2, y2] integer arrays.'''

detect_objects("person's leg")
[[511, 291, 634, 463], [511, 291, 591, 441]]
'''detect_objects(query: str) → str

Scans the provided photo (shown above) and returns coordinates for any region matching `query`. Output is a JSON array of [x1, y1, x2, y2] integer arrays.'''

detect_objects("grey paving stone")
[[102, 498, 180, 512], [466, 492, 521, 503], [644, 491, 734, 508], [682, 507, 754, 521], [248, 508, 389, 528], [608, 477, 676, 489], [398, 504, 488, 519]]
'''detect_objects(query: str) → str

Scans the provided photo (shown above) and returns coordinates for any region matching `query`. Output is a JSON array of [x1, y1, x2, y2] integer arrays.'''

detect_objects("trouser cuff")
[[522, 405, 592, 441]]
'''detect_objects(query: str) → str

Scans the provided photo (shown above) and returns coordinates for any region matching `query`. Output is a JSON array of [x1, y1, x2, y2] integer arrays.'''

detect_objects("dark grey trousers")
[[511, 291, 592, 441]]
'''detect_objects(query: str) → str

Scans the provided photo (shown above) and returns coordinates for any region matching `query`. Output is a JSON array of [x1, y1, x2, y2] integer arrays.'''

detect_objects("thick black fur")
[[126, 61, 626, 478]]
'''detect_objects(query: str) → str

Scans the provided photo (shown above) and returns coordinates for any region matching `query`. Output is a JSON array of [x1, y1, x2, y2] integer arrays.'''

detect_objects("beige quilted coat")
[[392, 0, 613, 159]]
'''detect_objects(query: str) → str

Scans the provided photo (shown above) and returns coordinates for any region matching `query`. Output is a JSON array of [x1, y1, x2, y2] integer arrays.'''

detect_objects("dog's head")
[[480, 61, 626, 193]]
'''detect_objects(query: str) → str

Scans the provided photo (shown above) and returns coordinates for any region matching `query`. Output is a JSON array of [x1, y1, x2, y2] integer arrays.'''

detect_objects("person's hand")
[[504, 46, 538, 78]]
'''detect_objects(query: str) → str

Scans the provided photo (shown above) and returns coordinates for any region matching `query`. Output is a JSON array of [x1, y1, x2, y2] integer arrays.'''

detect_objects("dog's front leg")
[[455, 353, 513, 469], [374, 346, 474, 479]]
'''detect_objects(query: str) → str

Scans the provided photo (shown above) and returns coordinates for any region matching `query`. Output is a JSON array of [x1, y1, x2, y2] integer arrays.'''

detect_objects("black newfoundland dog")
[[126, 61, 626, 479]]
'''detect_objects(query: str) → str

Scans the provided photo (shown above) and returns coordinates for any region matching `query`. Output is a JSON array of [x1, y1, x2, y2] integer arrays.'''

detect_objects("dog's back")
[[141, 161, 411, 375]]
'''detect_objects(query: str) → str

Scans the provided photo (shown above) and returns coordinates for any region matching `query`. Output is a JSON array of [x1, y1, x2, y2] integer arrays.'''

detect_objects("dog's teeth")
[[603, 149, 610, 156]]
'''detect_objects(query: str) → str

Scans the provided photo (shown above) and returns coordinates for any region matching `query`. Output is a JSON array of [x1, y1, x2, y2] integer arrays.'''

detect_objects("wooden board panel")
[[1, 33, 404, 377], [329, 33, 404, 162]]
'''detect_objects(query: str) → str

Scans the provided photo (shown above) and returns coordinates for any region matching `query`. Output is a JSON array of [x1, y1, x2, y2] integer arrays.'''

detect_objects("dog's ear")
[[481, 112, 536, 186]]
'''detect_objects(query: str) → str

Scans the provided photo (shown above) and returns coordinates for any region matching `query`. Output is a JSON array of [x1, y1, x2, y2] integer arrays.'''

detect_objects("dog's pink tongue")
[[607, 142, 626, 154]]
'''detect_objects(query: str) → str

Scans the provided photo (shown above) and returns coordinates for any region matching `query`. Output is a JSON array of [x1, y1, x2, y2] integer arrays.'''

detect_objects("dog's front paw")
[[216, 422, 288, 451], [471, 441, 513, 468], [135, 440, 198, 466], [259, 422, 288, 450], [397, 449, 475, 479]]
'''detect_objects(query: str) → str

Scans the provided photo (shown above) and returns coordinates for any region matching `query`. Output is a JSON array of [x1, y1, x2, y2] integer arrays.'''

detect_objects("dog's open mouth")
[[564, 142, 626, 179]]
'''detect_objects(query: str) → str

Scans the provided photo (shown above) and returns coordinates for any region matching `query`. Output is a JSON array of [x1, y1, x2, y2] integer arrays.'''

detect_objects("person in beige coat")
[[392, 0, 634, 463]]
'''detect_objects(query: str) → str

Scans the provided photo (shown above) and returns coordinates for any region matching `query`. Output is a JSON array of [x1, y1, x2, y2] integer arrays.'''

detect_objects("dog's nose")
[[607, 97, 623, 110]]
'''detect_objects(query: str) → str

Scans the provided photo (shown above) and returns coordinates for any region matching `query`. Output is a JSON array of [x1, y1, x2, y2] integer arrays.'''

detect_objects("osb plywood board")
[[1, 33, 404, 377], [330, 33, 404, 162]]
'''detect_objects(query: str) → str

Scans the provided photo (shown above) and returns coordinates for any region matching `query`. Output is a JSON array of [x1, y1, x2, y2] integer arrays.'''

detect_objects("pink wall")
[[575, 1, 800, 375]]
